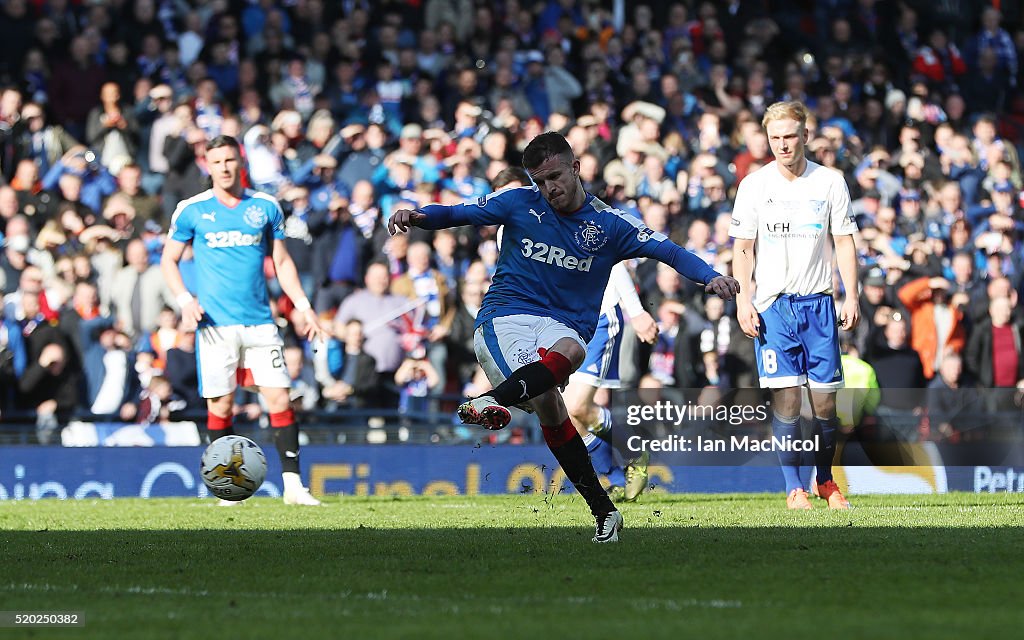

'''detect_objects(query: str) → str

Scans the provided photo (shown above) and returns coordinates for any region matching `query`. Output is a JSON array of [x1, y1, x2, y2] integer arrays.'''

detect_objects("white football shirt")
[[729, 160, 857, 312]]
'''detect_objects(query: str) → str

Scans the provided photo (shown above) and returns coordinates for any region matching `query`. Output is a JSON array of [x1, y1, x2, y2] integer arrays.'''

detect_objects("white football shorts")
[[196, 324, 289, 398], [473, 314, 586, 388]]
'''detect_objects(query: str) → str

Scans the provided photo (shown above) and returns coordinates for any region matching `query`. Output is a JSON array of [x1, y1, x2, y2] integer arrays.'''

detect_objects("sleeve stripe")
[[599, 200, 668, 243], [476, 184, 537, 207], [169, 189, 214, 232]]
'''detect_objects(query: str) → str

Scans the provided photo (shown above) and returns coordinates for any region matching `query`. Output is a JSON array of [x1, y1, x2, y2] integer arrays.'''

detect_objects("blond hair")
[[762, 101, 809, 130]]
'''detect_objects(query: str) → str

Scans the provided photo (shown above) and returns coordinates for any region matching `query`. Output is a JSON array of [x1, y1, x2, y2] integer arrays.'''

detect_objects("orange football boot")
[[786, 488, 813, 510], [816, 480, 851, 509]]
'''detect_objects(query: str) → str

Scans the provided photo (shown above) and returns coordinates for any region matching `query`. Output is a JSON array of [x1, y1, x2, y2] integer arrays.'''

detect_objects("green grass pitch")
[[2, 493, 1022, 639]]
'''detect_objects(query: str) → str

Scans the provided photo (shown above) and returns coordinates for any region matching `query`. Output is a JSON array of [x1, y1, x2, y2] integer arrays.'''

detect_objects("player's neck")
[[556, 186, 588, 215], [213, 185, 244, 207], [775, 157, 807, 181]]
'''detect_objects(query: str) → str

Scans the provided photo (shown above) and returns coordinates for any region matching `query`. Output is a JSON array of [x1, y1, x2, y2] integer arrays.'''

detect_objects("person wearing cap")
[[389, 123, 440, 185], [521, 46, 582, 121], [143, 84, 178, 192], [13, 102, 79, 177], [307, 154, 352, 213], [967, 180, 1021, 225]]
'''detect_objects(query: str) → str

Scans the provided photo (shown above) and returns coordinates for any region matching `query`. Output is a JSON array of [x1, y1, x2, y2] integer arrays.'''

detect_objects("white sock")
[[582, 432, 596, 447], [282, 471, 304, 493]]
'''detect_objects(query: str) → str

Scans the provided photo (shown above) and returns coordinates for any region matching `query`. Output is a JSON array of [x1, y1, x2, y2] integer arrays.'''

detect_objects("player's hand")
[[630, 311, 659, 344], [299, 308, 327, 344], [180, 299, 205, 331], [706, 275, 740, 301], [839, 296, 861, 331], [737, 297, 760, 339], [388, 208, 426, 235]]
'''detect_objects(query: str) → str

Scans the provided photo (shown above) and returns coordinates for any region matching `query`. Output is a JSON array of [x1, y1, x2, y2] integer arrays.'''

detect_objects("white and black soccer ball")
[[200, 435, 268, 501]]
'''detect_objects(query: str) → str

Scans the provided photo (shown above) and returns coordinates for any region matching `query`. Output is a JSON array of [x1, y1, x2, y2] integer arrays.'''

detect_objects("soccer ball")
[[200, 435, 268, 501]]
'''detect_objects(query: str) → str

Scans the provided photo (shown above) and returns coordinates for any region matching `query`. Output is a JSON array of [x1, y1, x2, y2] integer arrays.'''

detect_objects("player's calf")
[[543, 417, 619, 536]]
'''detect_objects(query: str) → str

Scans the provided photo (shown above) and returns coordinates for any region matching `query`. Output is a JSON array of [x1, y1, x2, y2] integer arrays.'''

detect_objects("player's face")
[[765, 117, 807, 172], [206, 145, 242, 193], [529, 155, 584, 214]]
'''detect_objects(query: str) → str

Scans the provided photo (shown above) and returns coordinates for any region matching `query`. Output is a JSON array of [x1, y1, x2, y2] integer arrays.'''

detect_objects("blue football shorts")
[[571, 307, 625, 389], [755, 293, 843, 390]]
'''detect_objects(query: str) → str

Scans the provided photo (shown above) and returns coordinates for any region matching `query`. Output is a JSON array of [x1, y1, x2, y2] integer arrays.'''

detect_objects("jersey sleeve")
[[829, 174, 858, 236], [611, 212, 720, 285], [418, 187, 522, 229], [169, 202, 196, 243], [268, 198, 286, 240], [728, 176, 759, 240], [610, 209, 670, 259]]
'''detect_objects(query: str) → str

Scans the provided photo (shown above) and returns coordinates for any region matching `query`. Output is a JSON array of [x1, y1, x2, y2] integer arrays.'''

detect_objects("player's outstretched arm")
[[834, 234, 861, 331], [731, 238, 759, 338], [160, 238, 204, 330], [389, 197, 513, 235], [644, 239, 740, 301], [271, 240, 327, 343]]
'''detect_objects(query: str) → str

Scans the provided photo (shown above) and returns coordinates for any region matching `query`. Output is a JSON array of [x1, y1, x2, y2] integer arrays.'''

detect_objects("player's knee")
[[207, 395, 233, 417], [262, 388, 291, 414], [772, 388, 802, 416], [566, 394, 589, 423], [563, 341, 586, 369], [811, 394, 837, 419]]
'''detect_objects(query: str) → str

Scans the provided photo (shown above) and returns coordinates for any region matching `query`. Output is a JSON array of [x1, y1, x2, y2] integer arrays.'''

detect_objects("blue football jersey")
[[169, 189, 286, 326], [420, 185, 718, 342]]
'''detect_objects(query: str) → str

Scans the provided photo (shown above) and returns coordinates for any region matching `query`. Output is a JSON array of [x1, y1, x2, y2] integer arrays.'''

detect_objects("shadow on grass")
[[1, 527, 1021, 639]]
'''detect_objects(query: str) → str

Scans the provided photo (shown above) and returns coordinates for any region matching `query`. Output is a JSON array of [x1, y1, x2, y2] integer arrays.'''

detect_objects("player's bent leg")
[[531, 391, 621, 542], [261, 386, 321, 506], [487, 337, 585, 409]]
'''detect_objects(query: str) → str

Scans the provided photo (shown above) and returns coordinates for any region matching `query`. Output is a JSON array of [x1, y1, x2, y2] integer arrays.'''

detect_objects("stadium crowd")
[[0, 0, 1023, 444]]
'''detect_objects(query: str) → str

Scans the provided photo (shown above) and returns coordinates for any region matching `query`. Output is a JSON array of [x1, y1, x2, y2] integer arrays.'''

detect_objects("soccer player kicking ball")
[[729, 101, 860, 510], [389, 132, 739, 542], [161, 135, 327, 506], [564, 261, 658, 503]]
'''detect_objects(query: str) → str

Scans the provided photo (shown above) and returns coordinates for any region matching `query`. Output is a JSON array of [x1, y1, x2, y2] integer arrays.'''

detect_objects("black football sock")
[[207, 411, 234, 441], [544, 418, 616, 516], [270, 410, 300, 474], [490, 361, 557, 406]]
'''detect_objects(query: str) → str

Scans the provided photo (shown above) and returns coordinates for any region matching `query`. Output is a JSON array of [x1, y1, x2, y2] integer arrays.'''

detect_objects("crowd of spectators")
[[1, 0, 1023, 444]]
